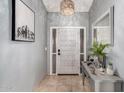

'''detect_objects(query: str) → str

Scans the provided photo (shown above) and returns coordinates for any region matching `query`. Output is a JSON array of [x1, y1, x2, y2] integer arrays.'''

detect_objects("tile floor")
[[34, 75, 91, 92]]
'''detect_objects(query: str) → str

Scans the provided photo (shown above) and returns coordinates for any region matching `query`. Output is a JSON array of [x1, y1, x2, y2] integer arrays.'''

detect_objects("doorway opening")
[[50, 27, 87, 75]]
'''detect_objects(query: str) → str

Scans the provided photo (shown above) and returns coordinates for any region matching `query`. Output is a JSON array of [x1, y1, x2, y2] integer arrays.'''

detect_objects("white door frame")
[[50, 26, 87, 75]]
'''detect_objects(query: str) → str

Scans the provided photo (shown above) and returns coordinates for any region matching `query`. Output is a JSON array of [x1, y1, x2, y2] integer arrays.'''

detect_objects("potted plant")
[[90, 41, 109, 69]]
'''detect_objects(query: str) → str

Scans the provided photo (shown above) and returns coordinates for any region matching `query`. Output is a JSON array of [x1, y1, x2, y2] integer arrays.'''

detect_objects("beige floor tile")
[[38, 86, 56, 92], [72, 87, 84, 92], [56, 85, 72, 92], [34, 75, 91, 92]]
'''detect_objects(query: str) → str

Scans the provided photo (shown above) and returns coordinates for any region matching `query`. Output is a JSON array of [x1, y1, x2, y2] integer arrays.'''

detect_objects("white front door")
[[56, 28, 80, 74], [50, 27, 86, 75]]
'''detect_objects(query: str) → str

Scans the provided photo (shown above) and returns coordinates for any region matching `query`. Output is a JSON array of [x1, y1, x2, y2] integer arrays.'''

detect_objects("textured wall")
[[89, 0, 124, 91], [47, 12, 89, 74], [0, 0, 47, 91], [113, 0, 124, 88]]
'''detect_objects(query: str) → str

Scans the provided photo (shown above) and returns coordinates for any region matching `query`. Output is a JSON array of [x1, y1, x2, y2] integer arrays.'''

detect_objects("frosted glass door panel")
[[52, 29, 57, 74], [52, 54, 56, 73], [80, 29, 85, 62], [52, 29, 56, 53], [80, 29, 84, 53]]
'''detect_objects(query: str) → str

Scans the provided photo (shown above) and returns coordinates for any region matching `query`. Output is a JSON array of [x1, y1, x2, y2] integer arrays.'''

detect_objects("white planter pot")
[[106, 65, 114, 75]]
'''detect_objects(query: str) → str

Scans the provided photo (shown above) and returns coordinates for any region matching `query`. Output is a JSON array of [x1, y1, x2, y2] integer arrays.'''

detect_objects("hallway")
[[34, 75, 91, 92], [1, 0, 124, 92]]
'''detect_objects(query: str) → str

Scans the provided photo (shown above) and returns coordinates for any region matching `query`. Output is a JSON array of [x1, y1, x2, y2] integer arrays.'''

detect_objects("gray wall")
[[90, 0, 124, 90], [0, 0, 47, 91], [113, 0, 124, 85], [47, 12, 89, 74]]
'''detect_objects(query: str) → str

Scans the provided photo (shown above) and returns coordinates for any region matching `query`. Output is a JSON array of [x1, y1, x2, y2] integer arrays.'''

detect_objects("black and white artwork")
[[12, 0, 35, 42]]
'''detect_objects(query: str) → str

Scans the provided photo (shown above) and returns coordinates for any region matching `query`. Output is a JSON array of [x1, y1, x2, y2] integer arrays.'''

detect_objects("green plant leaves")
[[90, 41, 109, 57]]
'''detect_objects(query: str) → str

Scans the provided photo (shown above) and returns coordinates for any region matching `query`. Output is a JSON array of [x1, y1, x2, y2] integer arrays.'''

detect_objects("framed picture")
[[12, 0, 35, 42]]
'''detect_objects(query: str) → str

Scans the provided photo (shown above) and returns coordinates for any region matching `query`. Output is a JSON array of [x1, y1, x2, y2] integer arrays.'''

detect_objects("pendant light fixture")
[[60, 0, 75, 16]]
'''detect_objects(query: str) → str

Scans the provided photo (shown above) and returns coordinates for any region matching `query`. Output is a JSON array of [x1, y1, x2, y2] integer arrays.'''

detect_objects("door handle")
[[58, 49, 60, 52], [58, 49, 61, 55], [58, 53, 61, 55]]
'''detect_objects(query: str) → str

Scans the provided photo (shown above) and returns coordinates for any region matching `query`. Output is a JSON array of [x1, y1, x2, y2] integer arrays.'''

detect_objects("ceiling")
[[42, 0, 94, 12]]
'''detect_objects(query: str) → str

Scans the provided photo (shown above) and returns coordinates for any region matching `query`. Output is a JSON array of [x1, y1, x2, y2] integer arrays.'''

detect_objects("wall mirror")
[[92, 6, 114, 46]]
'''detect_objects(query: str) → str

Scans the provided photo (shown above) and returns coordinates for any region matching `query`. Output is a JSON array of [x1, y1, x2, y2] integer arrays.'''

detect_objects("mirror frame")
[[92, 6, 114, 46]]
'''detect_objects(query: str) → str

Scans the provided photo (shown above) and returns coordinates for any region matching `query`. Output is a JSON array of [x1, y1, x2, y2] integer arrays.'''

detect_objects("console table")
[[81, 62, 123, 92]]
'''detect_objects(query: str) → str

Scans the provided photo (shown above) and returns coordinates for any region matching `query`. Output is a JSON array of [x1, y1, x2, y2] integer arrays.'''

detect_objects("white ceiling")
[[42, 0, 94, 12]]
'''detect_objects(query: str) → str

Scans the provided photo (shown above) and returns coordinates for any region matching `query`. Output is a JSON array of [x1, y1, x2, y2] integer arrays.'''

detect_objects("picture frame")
[[12, 0, 35, 42]]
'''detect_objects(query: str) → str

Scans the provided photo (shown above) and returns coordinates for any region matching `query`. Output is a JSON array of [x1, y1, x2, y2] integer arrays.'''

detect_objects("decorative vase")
[[99, 67, 104, 72], [106, 65, 114, 75]]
